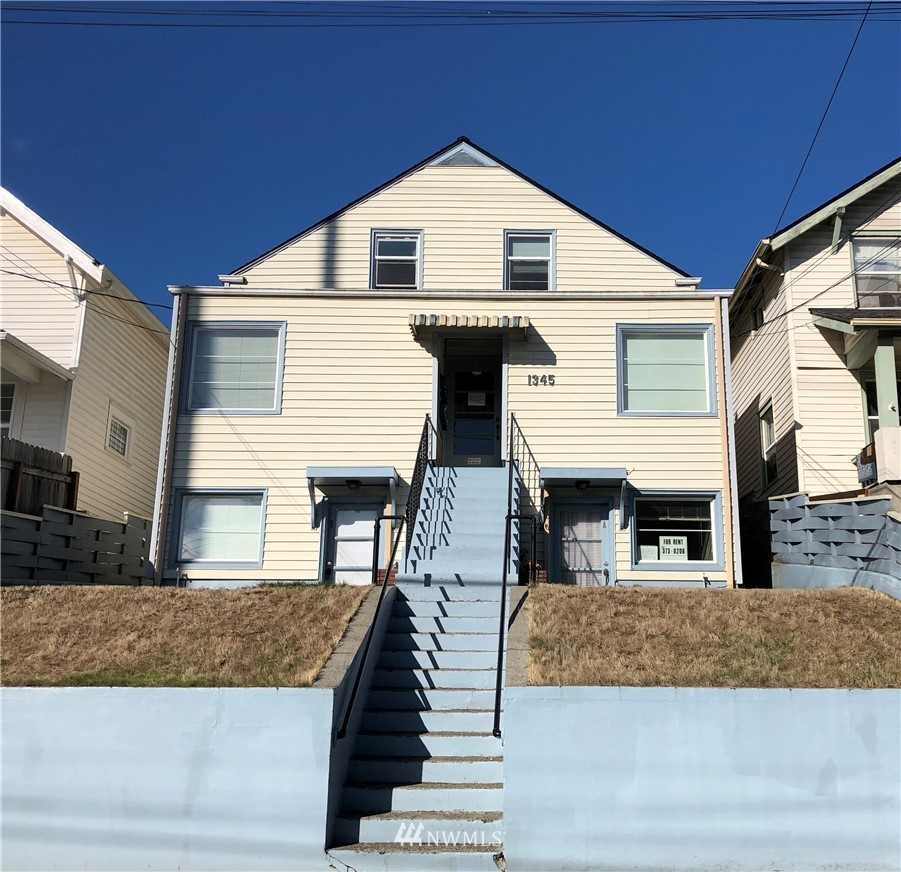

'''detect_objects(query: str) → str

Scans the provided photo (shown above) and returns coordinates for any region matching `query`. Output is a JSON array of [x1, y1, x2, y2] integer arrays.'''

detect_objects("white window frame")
[[504, 230, 555, 291], [629, 491, 724, 571], [105, 404, 136, 461], [616, 324, 717, 417], [851, 235, 901, 307], [759, 401, 777, 487], [370, 230, 423, 290], [172, 488, 267, 569], [183, 321, 286, 415]]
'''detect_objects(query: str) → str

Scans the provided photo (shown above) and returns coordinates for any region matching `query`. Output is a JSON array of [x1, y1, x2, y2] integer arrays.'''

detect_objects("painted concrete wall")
[[504, 686, 900, 871], [1, 688, 336, 871]]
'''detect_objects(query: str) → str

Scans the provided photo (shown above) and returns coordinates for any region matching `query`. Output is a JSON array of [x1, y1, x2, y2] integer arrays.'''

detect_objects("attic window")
[[505, 231, 554, 291], [372, 231, 422, 289]]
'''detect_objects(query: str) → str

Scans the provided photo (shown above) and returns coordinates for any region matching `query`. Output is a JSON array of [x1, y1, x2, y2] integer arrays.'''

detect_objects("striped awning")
[[409, 313, 530, 338]]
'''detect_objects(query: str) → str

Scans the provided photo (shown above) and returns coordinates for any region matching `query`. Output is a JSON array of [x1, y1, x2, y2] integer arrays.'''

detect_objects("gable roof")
[[733, 154, 901, 305], [229, 136, 692, 278], [1, 186, 106, 284]]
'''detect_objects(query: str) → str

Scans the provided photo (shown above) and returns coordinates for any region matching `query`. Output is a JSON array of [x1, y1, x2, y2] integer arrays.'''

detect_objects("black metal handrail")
[[493, 413, 543, 739], [405, 414, 440, 557], [335, 513, 406, 742]]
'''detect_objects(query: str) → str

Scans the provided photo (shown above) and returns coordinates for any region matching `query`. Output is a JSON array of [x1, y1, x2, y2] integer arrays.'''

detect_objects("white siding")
[[15, 375, 68, 451], [63, 287, 169, 519], [241, 166, 684, 291], [0, 212, 80, 367]]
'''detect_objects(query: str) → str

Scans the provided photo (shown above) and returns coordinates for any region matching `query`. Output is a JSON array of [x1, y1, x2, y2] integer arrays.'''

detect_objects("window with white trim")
[[176, 491, 265, 565], [371, 231, 422, 289], [633, 495, 717, 566], [505, 232, 552, 291], [108, 417, 130, 456], [186, 323, 284, 413], [759, 402, 777, 486], [852, 237, 901, 307], [1, 384, 15, 439], [618, 325, 714, 415]]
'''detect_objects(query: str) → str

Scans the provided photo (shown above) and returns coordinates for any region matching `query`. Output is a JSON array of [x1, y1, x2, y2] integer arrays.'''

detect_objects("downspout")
[[148, 290, 186, 584], [714, 297, 737, 588], [720, 296, 744, 587]]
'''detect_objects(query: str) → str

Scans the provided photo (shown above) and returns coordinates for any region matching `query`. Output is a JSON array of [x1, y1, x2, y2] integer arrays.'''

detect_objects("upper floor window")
[[371, 231, 422, 289], [106, 406, 136, 460], [505, 231, 554, 291], [617, 324, 716, 416], [185, 322, 285, 414], [852, 237, 901, 308]]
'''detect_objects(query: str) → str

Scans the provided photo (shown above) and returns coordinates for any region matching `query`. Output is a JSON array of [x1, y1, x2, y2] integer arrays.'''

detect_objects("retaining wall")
[[769, 494, 900, 599], [504, 686, 901, 871]]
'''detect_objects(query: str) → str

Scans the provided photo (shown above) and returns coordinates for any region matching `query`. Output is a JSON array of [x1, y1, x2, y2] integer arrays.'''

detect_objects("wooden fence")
[[1, 437, 79, 516], [1, 506, 151, 585]]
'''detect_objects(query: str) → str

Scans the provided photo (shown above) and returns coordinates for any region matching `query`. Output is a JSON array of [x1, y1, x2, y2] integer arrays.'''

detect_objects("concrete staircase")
[[399, 466, 517, 584], [328, 583, 506, 871]]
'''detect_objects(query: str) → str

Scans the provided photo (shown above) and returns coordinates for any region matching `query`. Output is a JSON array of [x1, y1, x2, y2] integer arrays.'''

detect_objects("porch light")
[[345, 479, 362, 490], [575, 480, 590, 490]]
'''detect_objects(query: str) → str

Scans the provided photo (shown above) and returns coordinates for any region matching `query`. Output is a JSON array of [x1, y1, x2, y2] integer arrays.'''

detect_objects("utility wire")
[[771, 0, 874, 233], [0, 268, 173, 310]]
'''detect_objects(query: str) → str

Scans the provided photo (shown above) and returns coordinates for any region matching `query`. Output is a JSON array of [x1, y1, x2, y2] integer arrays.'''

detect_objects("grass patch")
[[1, 584, 369, 688], [529, 586, 901, 688]]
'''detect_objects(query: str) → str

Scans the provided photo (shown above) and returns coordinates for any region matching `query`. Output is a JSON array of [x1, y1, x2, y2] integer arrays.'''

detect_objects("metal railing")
[[493, 413, 543, 738], [335, 513, 406, 742], [405, 414, 441, 556]]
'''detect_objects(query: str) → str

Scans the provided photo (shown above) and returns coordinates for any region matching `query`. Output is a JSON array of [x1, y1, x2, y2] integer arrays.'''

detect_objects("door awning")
[[306, 466, 398, 529], [409, 313, 530, 338], [540, 467, 629, 489]]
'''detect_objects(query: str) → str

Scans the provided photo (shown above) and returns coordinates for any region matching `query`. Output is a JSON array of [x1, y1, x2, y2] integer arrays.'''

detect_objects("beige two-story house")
[[1, 187, 169, 520], [151, 138, 741, 588], [729, 157, 901, 579]]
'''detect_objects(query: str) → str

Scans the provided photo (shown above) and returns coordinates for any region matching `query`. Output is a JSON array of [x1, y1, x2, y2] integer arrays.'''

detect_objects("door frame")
[[549, 498, 616, 585], [431, 333, 509, 467]]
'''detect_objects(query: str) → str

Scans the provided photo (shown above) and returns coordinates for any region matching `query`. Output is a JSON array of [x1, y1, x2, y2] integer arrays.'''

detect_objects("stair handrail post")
[[335, 513, 406, 743]]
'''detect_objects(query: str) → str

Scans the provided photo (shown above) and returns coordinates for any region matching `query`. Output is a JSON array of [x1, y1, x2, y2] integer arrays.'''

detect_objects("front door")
[[553, 501, 613, 585], [326, 504, 382, 585], [443, 338, 503, 468]]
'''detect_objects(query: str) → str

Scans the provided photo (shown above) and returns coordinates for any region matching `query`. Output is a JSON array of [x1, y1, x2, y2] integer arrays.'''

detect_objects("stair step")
[[348, 756, 503, 784], [332, 811, 503, 846], [328, 845, 502, 872], [368, 688, 495, 711], [342, 782, 503, 813], [378, 649, 498, 669], [395, 584, 504, 602], [393, 600, 501, 618], [361, 709, 495, 734], [373, 668, 496, 689], [388, 616, 499, 634], [354, 731, 503, 758], [382, 633, 498, 652]]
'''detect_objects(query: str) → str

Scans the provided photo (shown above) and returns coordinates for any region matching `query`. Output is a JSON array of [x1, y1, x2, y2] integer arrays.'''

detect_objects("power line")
[[771, 0, 874, 233], [0, 268, 172, 310]]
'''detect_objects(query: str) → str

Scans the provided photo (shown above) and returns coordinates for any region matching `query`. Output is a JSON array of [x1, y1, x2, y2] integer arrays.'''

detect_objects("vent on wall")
[[429, 144, 499, 168]]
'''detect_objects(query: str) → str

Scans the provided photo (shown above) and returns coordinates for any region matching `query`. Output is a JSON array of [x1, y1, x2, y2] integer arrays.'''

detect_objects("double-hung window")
[[185, 322, 285, 413], [175, 489, 266, 567], [632, 493, 722, 568], [617, 324, 715, 415], [505, 232, 553, 291], [852, 237, 901, 307], [371, 231, 422, 289], [759, 402, 776, 486]]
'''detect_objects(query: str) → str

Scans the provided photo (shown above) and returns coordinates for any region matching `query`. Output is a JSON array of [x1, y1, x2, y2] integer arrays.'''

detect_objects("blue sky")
[[2, 3, 899, 322]]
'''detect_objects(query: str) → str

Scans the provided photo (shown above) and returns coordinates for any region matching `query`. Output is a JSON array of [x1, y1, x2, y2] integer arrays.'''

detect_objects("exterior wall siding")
[[166, 292, 729, 585], [63, 289, 169, 519], [240, 166, 684, 291], [0, 212, 80, 368], [784, 177, 901, 495]]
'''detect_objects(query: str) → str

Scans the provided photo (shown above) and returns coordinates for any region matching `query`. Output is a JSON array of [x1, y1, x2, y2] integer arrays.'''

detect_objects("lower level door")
[[555, 502, 612, 585], [327, 505, 381, 585]]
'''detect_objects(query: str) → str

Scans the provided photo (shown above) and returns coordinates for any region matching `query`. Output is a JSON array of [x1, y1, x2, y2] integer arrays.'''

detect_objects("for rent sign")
[[660, 536, 688, 560]]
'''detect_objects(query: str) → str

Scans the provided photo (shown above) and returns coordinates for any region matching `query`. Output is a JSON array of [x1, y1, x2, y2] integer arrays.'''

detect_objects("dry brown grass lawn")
[[529, 586, 901, 688], [1, 584, 368, 687]]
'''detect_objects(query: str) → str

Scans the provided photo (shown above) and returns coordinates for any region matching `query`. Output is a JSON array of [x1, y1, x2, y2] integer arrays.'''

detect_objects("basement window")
[[631, 493, 723, 570], [174, 489, 266, 567]]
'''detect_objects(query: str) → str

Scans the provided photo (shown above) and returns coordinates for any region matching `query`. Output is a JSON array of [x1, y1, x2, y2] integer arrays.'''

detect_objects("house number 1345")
[[527, 374, 555, 386]]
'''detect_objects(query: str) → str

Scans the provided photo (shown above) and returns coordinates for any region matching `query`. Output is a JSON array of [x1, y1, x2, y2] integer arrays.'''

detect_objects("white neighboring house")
[[0, 187, 169, 520]]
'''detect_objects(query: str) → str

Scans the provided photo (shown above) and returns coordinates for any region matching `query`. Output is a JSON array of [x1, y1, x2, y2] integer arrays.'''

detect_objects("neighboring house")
[[151, 137, 741, 588], [729, 158, 901, 580], [0, 187, 169, 520]]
